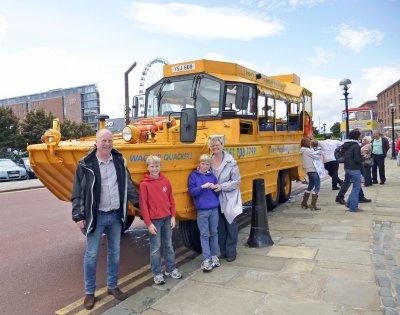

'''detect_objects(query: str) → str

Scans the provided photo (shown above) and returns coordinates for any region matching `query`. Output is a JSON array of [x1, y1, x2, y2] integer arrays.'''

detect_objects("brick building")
[[377, 79, 400, 127], [0, 84, 100, 128]]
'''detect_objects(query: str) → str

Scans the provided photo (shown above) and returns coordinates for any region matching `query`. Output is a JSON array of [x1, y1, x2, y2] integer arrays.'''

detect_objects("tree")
[[60, 119, 95, 140], [313, 126, 319, 137], [0, 107, 24, 152], [330, 122, 341, 138], [20, 109, 54, 145]]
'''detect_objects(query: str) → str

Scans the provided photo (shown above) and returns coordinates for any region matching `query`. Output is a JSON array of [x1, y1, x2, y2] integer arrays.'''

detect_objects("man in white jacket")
[[318, 134, 343, 190]]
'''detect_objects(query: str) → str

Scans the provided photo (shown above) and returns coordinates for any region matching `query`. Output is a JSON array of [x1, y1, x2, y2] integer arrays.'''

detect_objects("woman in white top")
[[209, 135, 242, 262]]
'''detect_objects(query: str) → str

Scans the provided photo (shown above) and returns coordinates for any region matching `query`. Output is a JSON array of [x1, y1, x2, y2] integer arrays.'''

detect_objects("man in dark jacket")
[[334, 129, 364, 212], [371, 130, 390, 184], [71, 129, 139, 310]]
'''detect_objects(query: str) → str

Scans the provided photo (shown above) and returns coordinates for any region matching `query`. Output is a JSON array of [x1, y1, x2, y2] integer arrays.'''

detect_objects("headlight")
[[122, 125, 140, 143], [122, 126, 132, 142], [0, 171, 6, 176]]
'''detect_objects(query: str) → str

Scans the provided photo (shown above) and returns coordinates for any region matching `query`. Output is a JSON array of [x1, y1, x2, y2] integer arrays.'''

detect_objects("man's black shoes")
[[335, 197, 346, 205], [359, 197, 372, 203], [107, 287, 128, 301], [332, 187, 340, 190]]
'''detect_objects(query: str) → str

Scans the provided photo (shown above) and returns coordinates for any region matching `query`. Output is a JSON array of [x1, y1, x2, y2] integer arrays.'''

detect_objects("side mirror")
[[180, 108, 197, 143]]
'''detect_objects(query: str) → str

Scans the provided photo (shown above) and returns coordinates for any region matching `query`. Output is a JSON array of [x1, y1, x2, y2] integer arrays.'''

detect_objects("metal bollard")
[[247, 178, 274, 248]]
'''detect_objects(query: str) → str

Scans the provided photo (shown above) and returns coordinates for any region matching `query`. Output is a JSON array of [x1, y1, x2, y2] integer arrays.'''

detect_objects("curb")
[[0, 184, 45, 194]]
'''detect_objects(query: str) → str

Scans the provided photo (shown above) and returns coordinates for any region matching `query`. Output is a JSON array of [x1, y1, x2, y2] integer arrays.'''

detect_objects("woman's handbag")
[[312, 159, 327, 179], [363, 157, 373, 166]]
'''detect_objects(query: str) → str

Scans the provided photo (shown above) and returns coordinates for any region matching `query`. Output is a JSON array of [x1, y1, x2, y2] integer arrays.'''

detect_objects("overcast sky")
[[1, 0, 399, 130]]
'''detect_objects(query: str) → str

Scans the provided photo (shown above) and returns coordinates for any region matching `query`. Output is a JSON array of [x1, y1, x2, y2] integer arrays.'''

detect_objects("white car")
[[0, 159, 28, 181]]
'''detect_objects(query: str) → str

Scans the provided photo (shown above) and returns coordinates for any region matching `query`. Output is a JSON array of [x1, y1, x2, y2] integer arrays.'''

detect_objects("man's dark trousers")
[[372, 154, 386, 183], [324, 160, 342, 189]]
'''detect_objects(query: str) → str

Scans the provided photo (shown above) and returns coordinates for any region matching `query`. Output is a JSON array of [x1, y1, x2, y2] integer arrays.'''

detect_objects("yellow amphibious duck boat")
[[28, 59, 314, 251]]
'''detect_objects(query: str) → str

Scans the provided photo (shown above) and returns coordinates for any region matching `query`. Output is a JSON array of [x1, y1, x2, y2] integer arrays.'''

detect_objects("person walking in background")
[[335, 129, 363, 212], [318, 134, 343, 190], [210, 135, 242, 262], [361, 136, 373, 186], [71, 129, 139, 310], [139, 155, 182, 285], [300, 137, 321, 211], [395, 135, 400, 166], [371, 130, 390, 184], [188, 154, 221, 272]]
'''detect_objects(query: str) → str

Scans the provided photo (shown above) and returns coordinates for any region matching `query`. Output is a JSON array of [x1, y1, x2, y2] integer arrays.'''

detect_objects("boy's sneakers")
[[211, 256, 220, 268], [153, 274, 165, 285], [201, 259, 213, 272], [165, 268, 182, 279]]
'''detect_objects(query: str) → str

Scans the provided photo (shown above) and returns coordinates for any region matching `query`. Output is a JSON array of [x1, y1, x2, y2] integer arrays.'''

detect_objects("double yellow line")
[[55, 246, 195, 315]]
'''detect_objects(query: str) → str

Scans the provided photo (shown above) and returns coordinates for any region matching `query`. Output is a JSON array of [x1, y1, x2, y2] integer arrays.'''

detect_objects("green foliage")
[[60, 119, 95, 140], [314, 134, 325, 140], [330, 122, 341, 138], [312, 126, 319, 136], [20, 109, 54, 145], [0, 107, 24, 151]]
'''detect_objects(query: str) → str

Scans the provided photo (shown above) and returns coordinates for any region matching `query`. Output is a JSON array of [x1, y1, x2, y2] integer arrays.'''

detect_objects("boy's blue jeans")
[[197, 207, 220, 260], [149, 216, 176, 276], [84, 210, 121, 294]]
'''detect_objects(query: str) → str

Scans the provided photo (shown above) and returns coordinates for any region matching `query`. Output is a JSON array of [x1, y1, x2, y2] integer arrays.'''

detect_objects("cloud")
[[126, 2, 284, 40], [361, 66, 400, 99], [0, 14, 8, 44], [203, 52, 228, 62], [307, 47, 335, 68], [335, 24, 384, 53], [288, 0, 327, 7], [302, 75, 343, 129], [241, 0, 327, 10], [303, 65, 400, 129], [0, 47, 130, 119]]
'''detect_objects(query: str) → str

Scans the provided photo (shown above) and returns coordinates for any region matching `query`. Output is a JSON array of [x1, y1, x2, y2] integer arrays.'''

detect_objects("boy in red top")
[[139, 155, 182, 285]]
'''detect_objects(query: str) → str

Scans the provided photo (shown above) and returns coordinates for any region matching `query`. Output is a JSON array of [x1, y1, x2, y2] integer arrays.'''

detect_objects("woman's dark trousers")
[[218, 208, 238, 260]]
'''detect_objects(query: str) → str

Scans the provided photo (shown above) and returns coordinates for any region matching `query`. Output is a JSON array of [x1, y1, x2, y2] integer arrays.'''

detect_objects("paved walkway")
[[104, 159, 400, 315]]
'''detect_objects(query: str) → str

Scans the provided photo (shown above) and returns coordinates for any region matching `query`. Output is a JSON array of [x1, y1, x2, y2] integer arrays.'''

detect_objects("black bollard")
[[247, 178, 274, 248]]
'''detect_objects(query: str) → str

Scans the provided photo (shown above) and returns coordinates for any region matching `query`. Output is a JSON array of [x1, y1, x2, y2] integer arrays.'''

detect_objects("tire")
[[279, 170, 292, 203], [179, 220, 202, 253], [266, 175, 281, 211], [122, 215, 135, 233]]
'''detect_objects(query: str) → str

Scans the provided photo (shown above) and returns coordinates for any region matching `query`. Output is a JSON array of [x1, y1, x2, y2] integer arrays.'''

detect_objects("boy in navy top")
[[188, 154, 221, 272]]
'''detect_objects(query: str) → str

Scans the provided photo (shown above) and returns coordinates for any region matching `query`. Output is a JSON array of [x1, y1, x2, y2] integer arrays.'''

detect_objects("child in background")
[[188, 154, 221, 272], [139, 155, 182, 285]]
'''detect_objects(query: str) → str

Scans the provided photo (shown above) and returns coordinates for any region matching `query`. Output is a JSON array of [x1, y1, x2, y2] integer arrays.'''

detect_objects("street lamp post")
[[339, 78, 352, 139], [389, 103, 396, 159]]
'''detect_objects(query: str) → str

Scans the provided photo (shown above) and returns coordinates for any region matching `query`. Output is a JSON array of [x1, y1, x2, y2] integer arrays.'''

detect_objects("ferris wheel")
[[138, 58, 169, 116]]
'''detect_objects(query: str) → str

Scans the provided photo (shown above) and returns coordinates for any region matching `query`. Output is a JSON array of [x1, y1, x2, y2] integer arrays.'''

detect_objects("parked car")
[[0, 159, 28, 181], [19, 157, 36, 179]]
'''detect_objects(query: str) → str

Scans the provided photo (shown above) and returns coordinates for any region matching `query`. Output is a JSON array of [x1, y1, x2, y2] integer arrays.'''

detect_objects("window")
[[223, 84, 256, 117], [288, 102, 302, 131], [258, 95, 275, 131], [146, 77, 221, 118], [303, 95, 312, 113], [196, 78, 220, 116], [275, 99, 288, 131]]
